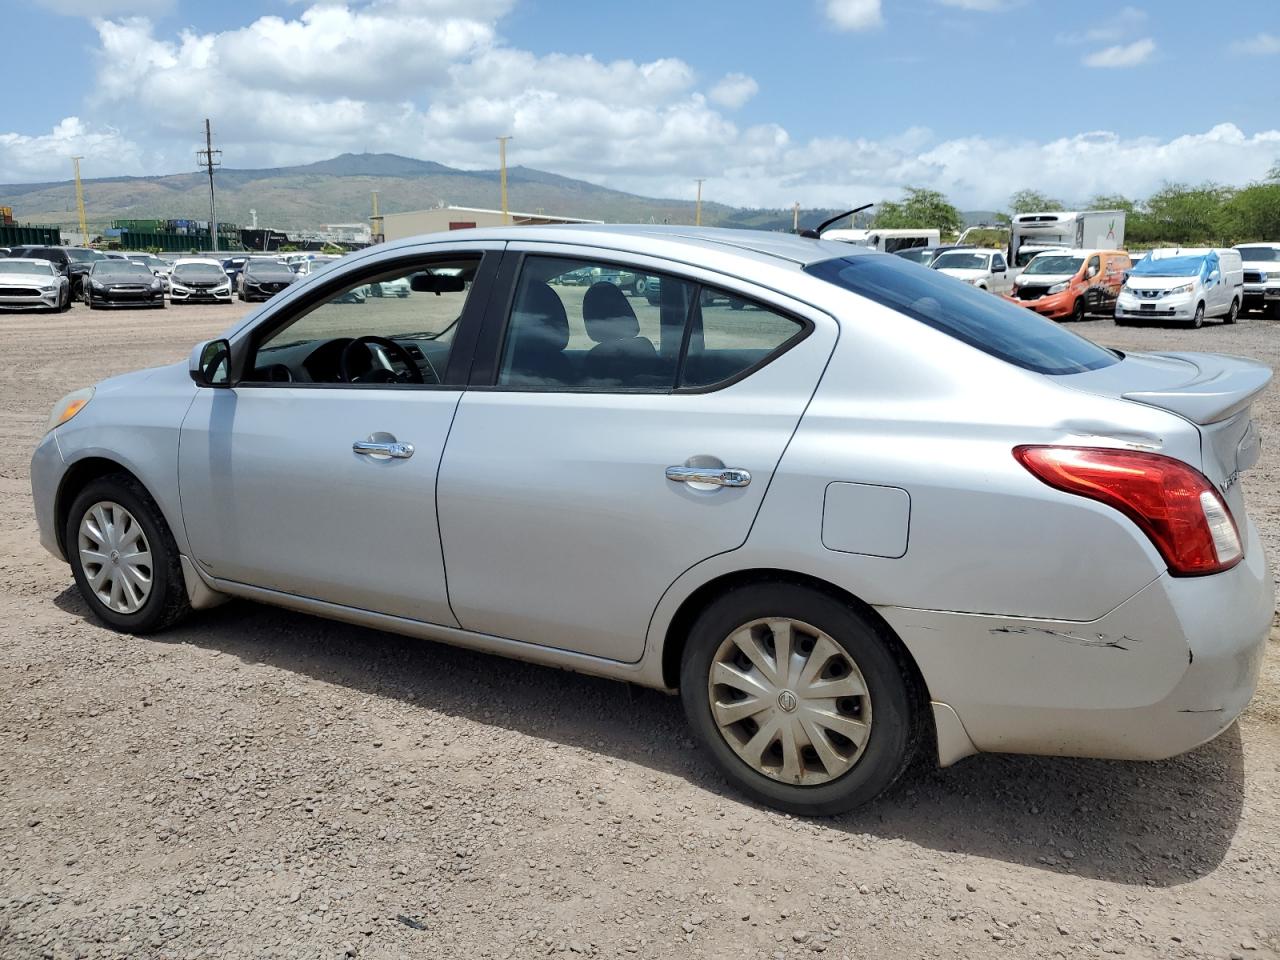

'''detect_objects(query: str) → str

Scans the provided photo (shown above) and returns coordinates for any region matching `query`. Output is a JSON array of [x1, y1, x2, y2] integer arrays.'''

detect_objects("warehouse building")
[[381, 205, 600, 242]]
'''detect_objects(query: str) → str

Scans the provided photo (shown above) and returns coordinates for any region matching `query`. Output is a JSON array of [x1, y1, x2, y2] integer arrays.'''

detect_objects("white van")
[[1115, 247, 1244, 328], [820, 228, 941, 254]]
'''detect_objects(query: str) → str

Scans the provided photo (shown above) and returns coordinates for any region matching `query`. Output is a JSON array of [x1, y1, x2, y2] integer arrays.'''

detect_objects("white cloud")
[[0, 117, 142, 183], [1083, 37, 1155, 67], [708, 73, 759, 110], [822, 0, 882, 31], [1231, 33, 1280, 56], [1057, 5, 1146, 44], [2, 3, 1278, 215]]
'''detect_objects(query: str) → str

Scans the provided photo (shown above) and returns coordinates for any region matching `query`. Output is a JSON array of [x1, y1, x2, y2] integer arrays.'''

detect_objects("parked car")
[[237, 259, 299, 302], [1233, 243, 1280, 318], [127, 254, 172, 291], [0, 257, 70, 312], [31, 226, 1273, 816], [1007, 249, 1131, 321], [1115, 248, 1244, 328], [221, 256, 250, 288], [892, 244, 973, 266], [168, 258, 234, 304], [368, 276, 411, 298], [83, 260, 166, 309], [6, 245, 106, 297], [292, 257, 365, 302], [0, 247, 11, 258], [930, 247, 1013, 294]]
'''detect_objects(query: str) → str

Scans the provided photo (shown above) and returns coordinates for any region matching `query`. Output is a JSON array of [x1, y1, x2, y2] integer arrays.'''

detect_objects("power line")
[[196, 119, 222, 253]]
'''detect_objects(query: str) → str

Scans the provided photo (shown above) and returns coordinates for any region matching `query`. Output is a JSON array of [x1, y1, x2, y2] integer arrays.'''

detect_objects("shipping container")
[[0, 223, 62, 246]]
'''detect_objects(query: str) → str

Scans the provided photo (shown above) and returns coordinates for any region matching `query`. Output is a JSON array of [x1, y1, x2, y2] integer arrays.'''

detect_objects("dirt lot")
[[1, 299, 1278, 960]]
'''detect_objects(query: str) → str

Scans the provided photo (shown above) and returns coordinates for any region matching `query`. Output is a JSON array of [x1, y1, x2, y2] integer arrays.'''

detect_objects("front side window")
[[496, 256, 806, 391], [807, 255, 1119, 375], [249, 257, 480, 386]]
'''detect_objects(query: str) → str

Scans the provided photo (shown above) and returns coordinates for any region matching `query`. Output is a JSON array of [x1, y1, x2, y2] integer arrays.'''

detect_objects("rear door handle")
[[665, 466, 751, 487], [353, 440, 415, 459]]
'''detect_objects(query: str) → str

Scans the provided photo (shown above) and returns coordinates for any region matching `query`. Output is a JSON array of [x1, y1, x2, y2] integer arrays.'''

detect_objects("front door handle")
[[353, 439, 415, 460], [665, 466, 751, 487]]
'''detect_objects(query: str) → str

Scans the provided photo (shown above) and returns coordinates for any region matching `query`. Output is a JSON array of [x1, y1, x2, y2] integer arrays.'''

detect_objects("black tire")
[[1071, 298, 1085, 322], [680, 582, 923, 816], [1225, 298, 1239, 325], [633, 276, 648, 296], [1191, 301, 1205, 329], [65, 473, 191, 634], [1114, 315, 1130, 327], [59, 289, 71, 312]]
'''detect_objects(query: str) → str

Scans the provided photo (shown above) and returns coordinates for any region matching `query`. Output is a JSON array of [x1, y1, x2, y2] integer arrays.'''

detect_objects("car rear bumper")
[[881, 515, 1273, 763]]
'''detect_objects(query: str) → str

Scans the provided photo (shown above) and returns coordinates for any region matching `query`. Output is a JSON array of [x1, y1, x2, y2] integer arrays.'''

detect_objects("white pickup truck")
[[1235, 243, 1280, 318]]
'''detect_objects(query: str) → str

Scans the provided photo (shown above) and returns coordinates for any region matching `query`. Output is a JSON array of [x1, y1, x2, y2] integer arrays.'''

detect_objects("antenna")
[[799, 203, 874, 239], [196, 119, 222, 253]]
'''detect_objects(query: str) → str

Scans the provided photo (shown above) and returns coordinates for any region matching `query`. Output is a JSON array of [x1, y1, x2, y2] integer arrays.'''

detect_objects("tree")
[[1268, 160, 1280, 182], [1087, 194, 1136, 214], [871, 187, 962, 235], [1008, 189, 1063, 214], [1223, 181, 1280, 241], [1140, 182, 1234, 244]]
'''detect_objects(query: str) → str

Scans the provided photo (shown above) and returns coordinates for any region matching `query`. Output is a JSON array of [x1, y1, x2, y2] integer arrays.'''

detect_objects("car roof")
[[385, 224, 873, 269], [173, 257, 223, 266]]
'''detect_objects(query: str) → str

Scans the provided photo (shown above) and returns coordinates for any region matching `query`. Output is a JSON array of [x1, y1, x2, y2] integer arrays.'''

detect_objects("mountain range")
[[0, 153, 856, 236]]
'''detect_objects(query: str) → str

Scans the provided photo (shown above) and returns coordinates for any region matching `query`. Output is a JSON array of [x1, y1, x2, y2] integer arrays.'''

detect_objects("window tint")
[[498, 257, 695, 389], [679, 288, 805, 388], [806, 255, 1118, 375], [250, 258, 479, 386], [992, 254, 1007, 271]]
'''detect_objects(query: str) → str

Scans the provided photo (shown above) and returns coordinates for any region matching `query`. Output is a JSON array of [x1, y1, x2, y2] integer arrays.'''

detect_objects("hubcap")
[[77, 501, 153, 614], [708, 618, 872, 786]]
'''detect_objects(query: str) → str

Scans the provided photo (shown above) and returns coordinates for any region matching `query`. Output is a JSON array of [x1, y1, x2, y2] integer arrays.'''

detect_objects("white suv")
[[1234, 243, 1280, 318]]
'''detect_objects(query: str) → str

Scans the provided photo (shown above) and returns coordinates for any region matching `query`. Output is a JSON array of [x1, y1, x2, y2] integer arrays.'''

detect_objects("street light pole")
[[497, 136, 512, 225], [694, 178, 705, 226], [70, 156, 88, 244]]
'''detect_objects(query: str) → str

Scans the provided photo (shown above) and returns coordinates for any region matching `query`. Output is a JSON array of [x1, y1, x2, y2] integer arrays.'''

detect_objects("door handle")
[[665, 466, 751, 487], [353, 439, 415, 459]]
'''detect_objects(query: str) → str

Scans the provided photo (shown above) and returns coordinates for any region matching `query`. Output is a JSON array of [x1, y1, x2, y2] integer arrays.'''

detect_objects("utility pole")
[[792, 202, 800, 233], [694, 178, 705, 226], [370, 191, 383, 244], [70, 156, 89, 245], [196, 119, 221, 253], [496, 136, 512, 225]]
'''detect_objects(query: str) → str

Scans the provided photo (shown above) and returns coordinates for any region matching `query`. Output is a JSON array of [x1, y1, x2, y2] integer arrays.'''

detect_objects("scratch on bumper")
[[989, 626, 1139, 652]]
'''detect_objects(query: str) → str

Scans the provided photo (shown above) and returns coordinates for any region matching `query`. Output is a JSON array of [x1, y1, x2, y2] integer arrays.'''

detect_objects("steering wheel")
[[339, 335, 429, 385]]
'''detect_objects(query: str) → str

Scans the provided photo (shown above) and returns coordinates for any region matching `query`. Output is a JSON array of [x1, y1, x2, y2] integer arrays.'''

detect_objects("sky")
[[2, 0, 1278, 211]]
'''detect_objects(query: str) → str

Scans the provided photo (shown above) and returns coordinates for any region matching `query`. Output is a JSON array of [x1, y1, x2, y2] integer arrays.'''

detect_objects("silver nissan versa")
[[30, 226, 1274, 815]]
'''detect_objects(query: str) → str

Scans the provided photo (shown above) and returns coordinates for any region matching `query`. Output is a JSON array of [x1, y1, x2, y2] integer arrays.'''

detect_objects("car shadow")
[[55, 588, 1246, 887]]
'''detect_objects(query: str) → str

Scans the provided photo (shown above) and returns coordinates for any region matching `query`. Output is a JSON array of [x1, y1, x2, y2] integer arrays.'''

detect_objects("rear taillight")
[[1014, 445, 1242, 576]]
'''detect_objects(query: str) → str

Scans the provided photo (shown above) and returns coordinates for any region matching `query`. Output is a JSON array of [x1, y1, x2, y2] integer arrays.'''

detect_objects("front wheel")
[[680, 583, 921, 816], [1071, 298, 1085, 322], [1191, 302, 1205, 329], [65, 474, 192, 634]]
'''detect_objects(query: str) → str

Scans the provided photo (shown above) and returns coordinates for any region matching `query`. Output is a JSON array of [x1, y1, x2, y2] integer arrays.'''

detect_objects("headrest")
[[513, 281, 570, 352], [582, 282, 640, 343]]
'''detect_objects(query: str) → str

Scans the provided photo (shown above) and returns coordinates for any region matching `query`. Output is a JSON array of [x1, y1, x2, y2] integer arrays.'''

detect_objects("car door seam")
[[436, 391, 467, 629]]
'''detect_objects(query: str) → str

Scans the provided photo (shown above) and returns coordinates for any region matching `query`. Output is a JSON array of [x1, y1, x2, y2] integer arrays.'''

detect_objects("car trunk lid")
[[1062, 351, 1271, 518]]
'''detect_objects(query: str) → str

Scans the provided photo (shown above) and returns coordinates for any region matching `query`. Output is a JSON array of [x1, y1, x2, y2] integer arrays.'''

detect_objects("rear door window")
[[679, 288, 806, 389], [806, 254, 1118, 375]]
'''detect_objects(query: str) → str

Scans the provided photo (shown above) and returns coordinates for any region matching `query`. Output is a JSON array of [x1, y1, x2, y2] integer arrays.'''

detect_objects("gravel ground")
[[1, 299, 1277, 960]]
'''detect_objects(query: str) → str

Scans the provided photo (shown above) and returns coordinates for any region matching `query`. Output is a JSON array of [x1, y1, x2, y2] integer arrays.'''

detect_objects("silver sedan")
[[30, 226, 1274, 815]]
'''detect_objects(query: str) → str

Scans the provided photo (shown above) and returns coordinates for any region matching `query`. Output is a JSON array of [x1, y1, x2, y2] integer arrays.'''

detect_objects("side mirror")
[[189, 339, 232, 387], [409, 272, 466, 294]]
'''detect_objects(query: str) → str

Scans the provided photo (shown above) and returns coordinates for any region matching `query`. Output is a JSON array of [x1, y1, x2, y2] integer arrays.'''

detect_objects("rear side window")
[[681, 289, 805, 388], [807, 255, 1118, 375]]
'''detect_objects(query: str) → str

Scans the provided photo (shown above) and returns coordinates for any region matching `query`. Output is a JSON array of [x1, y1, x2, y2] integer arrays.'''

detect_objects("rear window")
[[806, 255, 1119, 376]]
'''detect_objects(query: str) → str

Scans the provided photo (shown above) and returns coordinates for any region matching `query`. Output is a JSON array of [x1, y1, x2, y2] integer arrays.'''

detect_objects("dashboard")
[[250, 337, 451, 385]]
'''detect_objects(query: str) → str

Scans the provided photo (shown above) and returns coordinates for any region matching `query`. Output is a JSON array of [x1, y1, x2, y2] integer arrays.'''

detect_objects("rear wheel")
[[680, 582, 921, 816], [1225, 298, 1239, 325], [1191, 302, 1205, 329], [65, 474, 191, 634]]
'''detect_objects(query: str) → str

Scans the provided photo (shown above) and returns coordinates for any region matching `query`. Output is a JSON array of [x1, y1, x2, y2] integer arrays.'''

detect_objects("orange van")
[[1005, 249, 1131, 321]]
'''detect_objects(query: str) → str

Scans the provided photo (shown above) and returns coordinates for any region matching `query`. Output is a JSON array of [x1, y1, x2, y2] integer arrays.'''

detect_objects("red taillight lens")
[[1013, 445, 1242, 576]]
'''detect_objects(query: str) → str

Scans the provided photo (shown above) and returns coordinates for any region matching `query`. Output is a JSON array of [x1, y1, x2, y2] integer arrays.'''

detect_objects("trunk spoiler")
[[1122, 352, 1272, 425]]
